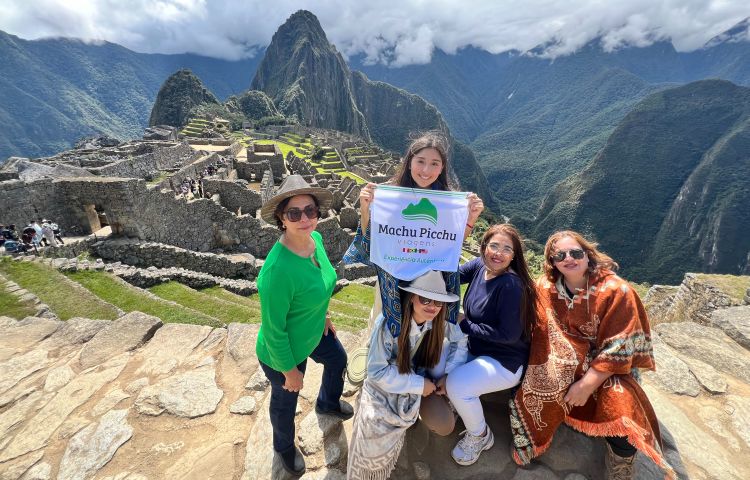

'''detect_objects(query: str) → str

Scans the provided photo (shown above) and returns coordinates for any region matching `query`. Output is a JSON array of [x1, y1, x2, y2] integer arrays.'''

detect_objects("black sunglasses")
[[283, 205, 320, 222], [417, 295, 444, 307], [550, 248, 585, 262]]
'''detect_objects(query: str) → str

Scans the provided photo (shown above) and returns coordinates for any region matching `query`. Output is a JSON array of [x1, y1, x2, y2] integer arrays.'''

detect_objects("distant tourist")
[[343, 132, 484, 333], [40, 220, 58, 248], [447, 224, 538, 466], [255, 175, 351, 477], [347, 270, 466, 479], [51, 220, 64, 245], [509, 230, 674, 480], [2, 224, 18, 240], [29, 220, 42, 247]]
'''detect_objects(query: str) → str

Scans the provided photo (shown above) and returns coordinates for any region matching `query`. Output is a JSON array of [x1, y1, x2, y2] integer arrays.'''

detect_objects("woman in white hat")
[[347, 270, 468, 480], [255, 175, 353, 477]]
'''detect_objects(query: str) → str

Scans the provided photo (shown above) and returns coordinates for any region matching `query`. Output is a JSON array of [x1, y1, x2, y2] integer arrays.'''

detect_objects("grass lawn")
[[204, 283, 372, 330], [337, 171, 367, 184], [67, 270, 220, 326], [149, 282, 259, 324], [201, 285, 261, 309], [254, 139, 309, 159], [0, 258, 120, 320], [0, 288, 37, 319], [696, 274, 750, 302]]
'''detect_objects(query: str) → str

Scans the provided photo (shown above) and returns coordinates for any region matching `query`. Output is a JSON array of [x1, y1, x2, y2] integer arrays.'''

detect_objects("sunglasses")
[[550, 248, 585, 263], [417, 295, 444, 307], [283, 205, 320, 222]]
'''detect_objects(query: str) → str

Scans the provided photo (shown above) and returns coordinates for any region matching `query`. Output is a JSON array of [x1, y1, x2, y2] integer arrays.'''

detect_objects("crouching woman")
[[347, 270, 467, 479]]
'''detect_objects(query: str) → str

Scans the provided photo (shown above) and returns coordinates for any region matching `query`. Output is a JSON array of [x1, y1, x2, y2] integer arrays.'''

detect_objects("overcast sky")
[[1, 1, 748, 65]]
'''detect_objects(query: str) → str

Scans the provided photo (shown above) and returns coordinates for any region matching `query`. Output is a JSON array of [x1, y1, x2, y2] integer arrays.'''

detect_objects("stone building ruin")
[[0, 124, 401, 280]]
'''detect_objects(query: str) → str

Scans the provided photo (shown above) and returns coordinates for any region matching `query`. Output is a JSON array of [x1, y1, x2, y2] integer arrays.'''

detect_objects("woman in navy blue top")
[[446, 224, 538, 466]]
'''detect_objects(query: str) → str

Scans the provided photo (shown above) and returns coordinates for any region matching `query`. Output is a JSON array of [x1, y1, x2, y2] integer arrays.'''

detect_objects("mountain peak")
[[704, 17, 750, 48], [250, 10, 368, 136], [148, 69, 219, 127]]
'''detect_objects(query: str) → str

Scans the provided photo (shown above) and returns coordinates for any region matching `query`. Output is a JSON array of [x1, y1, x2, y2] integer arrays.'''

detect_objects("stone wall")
[[202, 179, 262, 216], [654, 273, 747, 324], [235, 160, 270, 183], [92, 238, 258, 280], [89, 142, 195, 179], [0, 179, 65, 233]]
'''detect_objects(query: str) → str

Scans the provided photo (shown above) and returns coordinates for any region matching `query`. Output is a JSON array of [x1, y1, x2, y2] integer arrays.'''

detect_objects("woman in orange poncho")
[[509, 230, 674, 480]]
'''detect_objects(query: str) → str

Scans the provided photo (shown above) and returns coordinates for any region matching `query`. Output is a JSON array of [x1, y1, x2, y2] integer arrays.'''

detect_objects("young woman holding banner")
[[343, 132, 484, 334]]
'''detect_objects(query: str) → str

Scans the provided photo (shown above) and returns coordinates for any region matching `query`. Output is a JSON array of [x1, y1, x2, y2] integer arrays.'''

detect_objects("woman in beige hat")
[[255, 175, 353, 477], [347, 270, 467, 480]]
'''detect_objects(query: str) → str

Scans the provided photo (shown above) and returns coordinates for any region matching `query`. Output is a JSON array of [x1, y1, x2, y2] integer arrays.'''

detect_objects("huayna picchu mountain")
[[149, 69, 220, 128], [533, 79, 750, 284], [249, 10, 497, 207], [251, 10, 368, 139]]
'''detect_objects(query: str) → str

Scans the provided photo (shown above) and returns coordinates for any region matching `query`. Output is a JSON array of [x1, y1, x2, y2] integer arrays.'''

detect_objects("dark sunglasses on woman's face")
[[417, 295, 444, 307], [284, 205, 320, 222], [550, 248, 585, 263]]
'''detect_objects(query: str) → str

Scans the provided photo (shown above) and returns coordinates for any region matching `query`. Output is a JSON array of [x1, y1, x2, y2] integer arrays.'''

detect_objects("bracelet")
[[466, 222, 474, 229]]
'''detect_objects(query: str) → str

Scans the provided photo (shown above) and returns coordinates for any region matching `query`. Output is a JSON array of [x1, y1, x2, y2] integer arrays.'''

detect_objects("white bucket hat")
[[399, 270, 459, 303]]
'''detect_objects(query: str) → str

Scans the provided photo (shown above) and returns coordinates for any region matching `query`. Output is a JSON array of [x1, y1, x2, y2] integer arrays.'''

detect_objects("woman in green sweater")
[[256, 175, 352, 476]]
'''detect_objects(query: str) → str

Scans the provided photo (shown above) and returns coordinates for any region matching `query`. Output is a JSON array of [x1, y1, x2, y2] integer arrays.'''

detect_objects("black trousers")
[[260, 332, 347, 454], [606, 435, 637, 457]]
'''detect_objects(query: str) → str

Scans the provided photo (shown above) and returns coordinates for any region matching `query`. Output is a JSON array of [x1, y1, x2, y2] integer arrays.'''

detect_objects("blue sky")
[[1, 1, 747, 64]]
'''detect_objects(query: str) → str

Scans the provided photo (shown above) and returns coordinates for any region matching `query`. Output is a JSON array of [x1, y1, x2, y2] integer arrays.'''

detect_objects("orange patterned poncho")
[[509, 269, 675, 478]]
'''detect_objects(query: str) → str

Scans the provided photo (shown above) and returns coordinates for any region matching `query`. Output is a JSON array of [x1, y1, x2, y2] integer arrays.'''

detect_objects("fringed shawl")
[[509, 270, 675, 479], [343, 223, 460, 337], [347, 381, 421, 480]]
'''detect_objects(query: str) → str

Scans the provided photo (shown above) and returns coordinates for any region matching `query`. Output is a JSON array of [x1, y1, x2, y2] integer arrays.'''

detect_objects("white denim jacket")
[[366, 314, 468, 395]]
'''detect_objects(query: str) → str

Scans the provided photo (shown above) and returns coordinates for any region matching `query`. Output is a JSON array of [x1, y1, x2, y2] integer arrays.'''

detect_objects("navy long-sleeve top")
[[459, 257, 529, 373]]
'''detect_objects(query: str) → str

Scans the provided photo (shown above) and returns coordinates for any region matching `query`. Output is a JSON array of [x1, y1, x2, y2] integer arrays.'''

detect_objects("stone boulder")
[[711, 305, 750, 350], [134, 367, 223, 418], [79, 312, 162, 369]]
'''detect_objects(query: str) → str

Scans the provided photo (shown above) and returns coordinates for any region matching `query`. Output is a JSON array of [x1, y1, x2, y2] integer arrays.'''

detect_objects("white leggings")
[[446, 354, 523, 436]]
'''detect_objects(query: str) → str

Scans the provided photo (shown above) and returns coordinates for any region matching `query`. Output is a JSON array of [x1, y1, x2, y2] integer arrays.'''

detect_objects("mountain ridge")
[[533, 79, 750, 282]]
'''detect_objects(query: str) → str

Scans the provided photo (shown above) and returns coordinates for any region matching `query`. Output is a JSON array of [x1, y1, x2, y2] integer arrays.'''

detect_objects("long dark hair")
[[390, 132, 452, 191], [396, 292, 447, 374], [480, 224, 538, 339], [543, 230, 619, 283]]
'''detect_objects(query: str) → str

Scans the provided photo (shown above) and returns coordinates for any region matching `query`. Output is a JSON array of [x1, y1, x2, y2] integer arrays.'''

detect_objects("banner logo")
[[401, 198, 438, 225]]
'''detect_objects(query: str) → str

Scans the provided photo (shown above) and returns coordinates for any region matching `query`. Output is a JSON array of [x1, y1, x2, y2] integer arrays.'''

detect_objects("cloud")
[[0, 0, 747, 64]]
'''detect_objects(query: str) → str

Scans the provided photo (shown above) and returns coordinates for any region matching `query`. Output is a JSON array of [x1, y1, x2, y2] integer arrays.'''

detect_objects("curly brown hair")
[[390, 131, 452, 190], [543, 230, 619, 282]]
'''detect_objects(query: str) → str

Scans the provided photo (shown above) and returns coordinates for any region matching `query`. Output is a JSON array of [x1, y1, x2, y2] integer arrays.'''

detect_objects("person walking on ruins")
[[343, 132, 484, 334], [50, 220, 64, 244], [41, 220, 58, 248], [256, 174, 352, 477], [446, 224, 538, 466], [509, 230, 675, 480], [347, 270, 466, 479]]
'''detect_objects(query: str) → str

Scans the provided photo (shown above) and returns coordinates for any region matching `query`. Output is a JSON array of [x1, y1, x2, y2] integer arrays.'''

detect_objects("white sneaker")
[[451, 426, 495, 466]]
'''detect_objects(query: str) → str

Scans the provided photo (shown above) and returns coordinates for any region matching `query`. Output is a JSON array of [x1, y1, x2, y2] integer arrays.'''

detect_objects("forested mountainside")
[[352, 19, 750, 218], [533, 80, 750, 283], [0, 30, 259, 160]]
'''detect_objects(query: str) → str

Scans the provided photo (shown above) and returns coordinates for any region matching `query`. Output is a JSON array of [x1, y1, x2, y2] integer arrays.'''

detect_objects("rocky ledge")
[[1, 279, 749, 479]]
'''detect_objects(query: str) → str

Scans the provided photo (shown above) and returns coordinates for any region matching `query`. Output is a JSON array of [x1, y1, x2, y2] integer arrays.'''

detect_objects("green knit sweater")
[[255, 231, 337, 372]]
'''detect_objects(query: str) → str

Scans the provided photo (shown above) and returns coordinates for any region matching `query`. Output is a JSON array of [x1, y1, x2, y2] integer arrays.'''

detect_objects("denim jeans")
[[260, 331, 347, 454]]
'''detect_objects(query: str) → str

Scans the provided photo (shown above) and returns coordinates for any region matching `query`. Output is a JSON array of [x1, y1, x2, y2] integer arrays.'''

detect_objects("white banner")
[[370, 185, 469, 281]]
